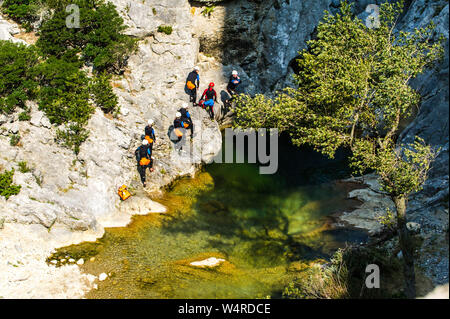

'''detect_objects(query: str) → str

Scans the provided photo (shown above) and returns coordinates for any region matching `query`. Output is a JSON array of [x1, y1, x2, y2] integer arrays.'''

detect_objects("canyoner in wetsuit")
[[200, 82, 217, 120], [226, 70, 241, 104], [174, 104, 193, 138], [135, 139, 154, 187], [186, 66, 200, 106], [143, 119, 156, 151]]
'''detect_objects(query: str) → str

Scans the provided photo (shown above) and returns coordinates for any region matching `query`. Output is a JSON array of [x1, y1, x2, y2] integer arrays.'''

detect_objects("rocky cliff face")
[[0, 0, 223, 298], [0, 0, 447, 297], [195, 0, 449, 287]]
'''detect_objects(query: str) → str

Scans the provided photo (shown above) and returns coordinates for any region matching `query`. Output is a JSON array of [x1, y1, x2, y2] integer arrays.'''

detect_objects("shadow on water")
[[52, 133, 368, 299], [159, 133, 367, 264]]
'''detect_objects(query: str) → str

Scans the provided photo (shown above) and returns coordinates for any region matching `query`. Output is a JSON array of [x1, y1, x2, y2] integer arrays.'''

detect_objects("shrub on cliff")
[[35, 57, 93, 125], [90, 72, 119, 114], [0, 169, 21, 200], [55, 122, 89, 155], [1, 0, 40, 31], [37, 0, 136, 73], [283, 250, 349, 299], [0, 41, 39, 114]]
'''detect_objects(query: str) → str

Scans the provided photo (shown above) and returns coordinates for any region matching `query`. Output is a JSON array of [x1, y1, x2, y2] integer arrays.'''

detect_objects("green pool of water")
[[53, 138, 367, 299]]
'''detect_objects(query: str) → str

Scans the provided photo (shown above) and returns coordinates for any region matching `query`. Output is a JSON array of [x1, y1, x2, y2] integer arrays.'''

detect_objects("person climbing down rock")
[[144, 119, 156, 150], [172, 112, 187, 151], [226, 70, 241, 104], [186, 66, 200, 106], [178, 102, 194, 138], [201, 82, 217, 120], [135, 139, 154, 187]]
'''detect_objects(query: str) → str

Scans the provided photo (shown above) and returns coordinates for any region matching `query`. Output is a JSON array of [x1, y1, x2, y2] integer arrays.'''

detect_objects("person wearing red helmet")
[[201, 82, 217, 119]]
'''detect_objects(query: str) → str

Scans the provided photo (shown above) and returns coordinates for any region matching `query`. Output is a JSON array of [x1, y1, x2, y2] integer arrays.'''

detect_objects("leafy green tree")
[[0, 41, 39, 114], [1, 0, 132, 155], [36, 0, 136, 73], [1, 0, 40, 31], [235, 0, 443, 298], [90, 72, 119, 114], [35, 57, 93, 125]]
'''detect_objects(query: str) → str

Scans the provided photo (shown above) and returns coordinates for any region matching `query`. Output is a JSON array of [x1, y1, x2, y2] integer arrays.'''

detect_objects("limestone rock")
[[190, 257, 225, 268], [0, 14, 27, 45], [98, 273, 108, 281]]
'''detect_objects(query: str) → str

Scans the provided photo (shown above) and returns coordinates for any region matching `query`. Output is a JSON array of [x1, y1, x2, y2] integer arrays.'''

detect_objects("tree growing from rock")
[[234, 0, 443, 298]]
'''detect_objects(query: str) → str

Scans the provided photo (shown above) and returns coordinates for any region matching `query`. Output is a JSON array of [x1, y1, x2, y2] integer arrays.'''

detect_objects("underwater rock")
[[190, 257, 225, 268]]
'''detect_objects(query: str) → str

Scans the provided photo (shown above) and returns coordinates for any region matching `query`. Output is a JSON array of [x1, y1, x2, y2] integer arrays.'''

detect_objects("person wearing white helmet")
[[144, 119, 156, 150], [173, 108, 194, 141], [186, 66, 200, 106], [177, 102, 194, 138], [226, 69, 241, 104], [135, 139, 154, 187]]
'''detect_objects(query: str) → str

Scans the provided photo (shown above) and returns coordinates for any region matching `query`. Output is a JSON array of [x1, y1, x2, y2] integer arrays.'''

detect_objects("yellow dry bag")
[[118, 185, 131, 201]]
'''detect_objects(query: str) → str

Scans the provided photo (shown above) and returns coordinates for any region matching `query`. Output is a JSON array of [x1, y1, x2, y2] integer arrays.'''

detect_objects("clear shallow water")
[[52, 137, 367, 299]]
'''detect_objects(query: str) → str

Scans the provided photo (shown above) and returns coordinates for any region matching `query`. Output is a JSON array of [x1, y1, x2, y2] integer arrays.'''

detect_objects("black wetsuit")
[[174, 114, 193, 138], [201, 88, 217, 119], [135, 144, 153, 185], [186, 71, 200, 104], [145, 125, 156, 141], [144, 125, 156, 150], [227, 75, 241, 101]]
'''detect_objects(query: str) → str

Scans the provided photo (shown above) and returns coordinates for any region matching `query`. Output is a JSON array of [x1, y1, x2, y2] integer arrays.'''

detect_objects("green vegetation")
[[9, 133, 20, 146], [56, 123, 90, 155], [18, 111, 31, 121], [201, 5, 215, 18], [90, 72, 119, 114], [1, 0, 40, 31], [0, 41, 39, 114], [17, 161, 31, 173], [283, 250, 349, 299], [1, 0, 136, 154], [36, 0, 137, 73], [0, 169, 21, 199], [157, 25, 173, 35], [377, 208, 397, 231], [283, 245, 412, 299], [235, 0, 444, 298], [36, 57, 93, 125]]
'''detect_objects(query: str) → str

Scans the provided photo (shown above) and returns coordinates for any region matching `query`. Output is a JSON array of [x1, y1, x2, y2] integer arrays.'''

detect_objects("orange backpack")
[[174, 128, 183, 137], [140, 157, 151, 166], [186, 81, 195, 90], [118, 185, 131, 201], [145, 135, 153, 144]]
